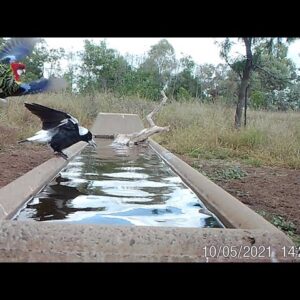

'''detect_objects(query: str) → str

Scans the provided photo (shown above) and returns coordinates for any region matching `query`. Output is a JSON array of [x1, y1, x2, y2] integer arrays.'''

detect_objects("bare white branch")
[[113, 91, 169, 146]]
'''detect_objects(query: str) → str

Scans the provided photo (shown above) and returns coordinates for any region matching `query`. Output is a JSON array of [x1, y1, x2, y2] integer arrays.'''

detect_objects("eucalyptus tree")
[[219, 37, 297, 128]]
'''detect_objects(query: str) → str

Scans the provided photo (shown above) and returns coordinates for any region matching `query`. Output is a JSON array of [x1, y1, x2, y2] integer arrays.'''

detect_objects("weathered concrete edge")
[[0, 221, 297, 262], [97, 112, 142, 116], [0, 141, 88, 220], [91, 112, 144, 137], [149, 139, 293, 241]]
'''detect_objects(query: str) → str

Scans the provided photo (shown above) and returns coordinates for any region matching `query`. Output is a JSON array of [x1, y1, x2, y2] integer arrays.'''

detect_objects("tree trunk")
[[234, 38, 253, 129], [244, 84, 249, 127]]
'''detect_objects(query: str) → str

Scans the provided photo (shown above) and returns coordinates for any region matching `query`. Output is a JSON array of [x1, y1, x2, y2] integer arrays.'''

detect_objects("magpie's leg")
[[55, 151, 69, 160], [18, 139, 29, 144]]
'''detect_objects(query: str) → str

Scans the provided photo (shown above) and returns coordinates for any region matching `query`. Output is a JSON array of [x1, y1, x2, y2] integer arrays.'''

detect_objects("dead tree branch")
[[113, 90, 170, 146], [146, 90, 168, 126]]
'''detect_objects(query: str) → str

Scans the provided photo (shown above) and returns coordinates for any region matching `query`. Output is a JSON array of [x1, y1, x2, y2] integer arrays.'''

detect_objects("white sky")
[[44, 37, 300, 68]]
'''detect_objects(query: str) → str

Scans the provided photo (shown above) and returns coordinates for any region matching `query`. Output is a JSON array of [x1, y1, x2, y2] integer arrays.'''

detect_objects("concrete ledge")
[[91, 112, 144, 137], [0, 221, 297, 262], [0, 141, 87, 220], [149, 140, 286, 232]]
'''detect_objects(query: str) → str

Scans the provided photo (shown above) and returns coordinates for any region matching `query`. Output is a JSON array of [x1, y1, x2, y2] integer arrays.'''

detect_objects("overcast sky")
[[44, 37, 300, 68]]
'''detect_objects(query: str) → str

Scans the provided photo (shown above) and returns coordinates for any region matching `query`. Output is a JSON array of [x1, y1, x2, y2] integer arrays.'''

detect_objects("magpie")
[[20, 103, 97, 159]]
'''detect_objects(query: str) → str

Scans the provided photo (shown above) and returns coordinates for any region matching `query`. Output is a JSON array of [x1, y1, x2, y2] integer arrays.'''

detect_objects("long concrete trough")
[[0, 112, 297, 262]]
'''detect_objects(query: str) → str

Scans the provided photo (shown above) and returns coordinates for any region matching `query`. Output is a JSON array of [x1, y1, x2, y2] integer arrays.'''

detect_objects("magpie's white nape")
[[22, 102, 96, 159]]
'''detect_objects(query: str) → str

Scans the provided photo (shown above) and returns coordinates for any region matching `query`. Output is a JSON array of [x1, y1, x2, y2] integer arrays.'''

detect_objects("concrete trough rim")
[[0, 141, 88, 220], [148, 139, 288, 233], [98, 112, 142, 116], [0, 221, 297, 262]]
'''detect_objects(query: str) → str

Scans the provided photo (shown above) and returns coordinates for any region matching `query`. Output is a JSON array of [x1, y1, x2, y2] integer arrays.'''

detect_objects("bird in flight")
[[20, 103, 97, 159], [0, 38, 66, 103]]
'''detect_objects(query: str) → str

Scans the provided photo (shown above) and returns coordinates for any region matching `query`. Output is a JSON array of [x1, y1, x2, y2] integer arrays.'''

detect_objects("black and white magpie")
[[20, 103, 97, 159]]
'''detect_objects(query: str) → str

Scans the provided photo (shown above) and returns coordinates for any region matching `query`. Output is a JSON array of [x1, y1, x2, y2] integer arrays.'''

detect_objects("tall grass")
[[155, 101, 300, 168], [0, 92, 299, 168]]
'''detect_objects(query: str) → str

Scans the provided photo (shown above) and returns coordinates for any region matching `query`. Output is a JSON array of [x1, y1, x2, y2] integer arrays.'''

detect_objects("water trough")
[[0, 112, 296, 262]]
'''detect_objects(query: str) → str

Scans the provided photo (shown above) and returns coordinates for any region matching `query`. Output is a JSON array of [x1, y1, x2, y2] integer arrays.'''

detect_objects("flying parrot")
[[0, 38, 67, 103]]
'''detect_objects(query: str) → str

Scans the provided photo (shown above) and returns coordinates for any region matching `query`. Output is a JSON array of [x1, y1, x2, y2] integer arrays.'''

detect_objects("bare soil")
[[0, 144, 52, 188]]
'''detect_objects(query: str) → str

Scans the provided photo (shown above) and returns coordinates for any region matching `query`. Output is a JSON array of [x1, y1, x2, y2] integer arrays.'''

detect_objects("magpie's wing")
[[25, 102, 78, 130], [15, 77, 67, 96], [0, 38, 39, 64]]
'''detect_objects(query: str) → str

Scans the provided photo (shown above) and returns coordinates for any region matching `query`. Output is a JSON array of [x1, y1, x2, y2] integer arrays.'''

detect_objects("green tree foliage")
[[168, 55, 199, 100], [219, 37, 299, 127], [141, 39, 176, 86], [62, 51, 79, 93], [132, 39, 177, 99], [22, 39, 49, 82], [46, 48, 66, 77], [249, 41, 299, 110], [132, 67, 161, 99], [215, 65, 239, 104], [7, 37, 297, 111], [78, 40, 130, 94]]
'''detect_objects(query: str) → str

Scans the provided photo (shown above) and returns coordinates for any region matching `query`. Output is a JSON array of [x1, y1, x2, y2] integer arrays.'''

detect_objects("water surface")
[[16, 139, 224, 228]]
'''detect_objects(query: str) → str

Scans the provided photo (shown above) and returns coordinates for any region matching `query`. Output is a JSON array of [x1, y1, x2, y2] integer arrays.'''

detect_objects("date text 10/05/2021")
[[202, 245, 300, 259]]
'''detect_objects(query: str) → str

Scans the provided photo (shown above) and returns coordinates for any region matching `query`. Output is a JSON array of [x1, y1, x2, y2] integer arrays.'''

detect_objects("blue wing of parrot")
[[17, 77, 67, 95], [0, 38, 39, 64]]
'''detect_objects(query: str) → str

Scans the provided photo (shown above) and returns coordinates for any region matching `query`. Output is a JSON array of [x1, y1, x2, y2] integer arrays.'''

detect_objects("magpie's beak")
[[88, 139, 97, 148]]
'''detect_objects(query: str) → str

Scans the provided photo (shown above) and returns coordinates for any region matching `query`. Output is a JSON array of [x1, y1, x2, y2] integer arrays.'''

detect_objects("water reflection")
[[16, 139, 223, 228]]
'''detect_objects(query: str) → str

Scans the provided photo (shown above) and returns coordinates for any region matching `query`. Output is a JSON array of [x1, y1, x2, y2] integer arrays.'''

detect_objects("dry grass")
[[154, 101, 300, 168], [0, 92, 299, 168]]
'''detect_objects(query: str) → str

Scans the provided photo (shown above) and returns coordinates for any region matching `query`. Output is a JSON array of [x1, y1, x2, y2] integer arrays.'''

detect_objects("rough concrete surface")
[[0, 221, 297, 262], [91, 112, 144, 137]]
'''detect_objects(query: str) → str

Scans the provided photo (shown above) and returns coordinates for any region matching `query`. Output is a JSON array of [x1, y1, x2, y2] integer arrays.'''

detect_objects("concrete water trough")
[[0, 113, 297, 262]]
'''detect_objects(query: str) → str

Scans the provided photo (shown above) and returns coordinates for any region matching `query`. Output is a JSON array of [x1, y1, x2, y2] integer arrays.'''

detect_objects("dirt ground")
[[0, 144, 299, 245], [178, 155, 300, 245], [0, 144, 52, 188]]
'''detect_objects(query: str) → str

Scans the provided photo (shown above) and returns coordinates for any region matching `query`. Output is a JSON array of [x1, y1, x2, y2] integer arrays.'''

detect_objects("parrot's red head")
[[10, 62, 26, 82]]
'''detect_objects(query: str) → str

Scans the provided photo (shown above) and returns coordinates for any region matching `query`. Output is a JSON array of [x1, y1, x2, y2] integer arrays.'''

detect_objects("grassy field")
[[156, 101, 300, 169], [1, 92, 299, 169]]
